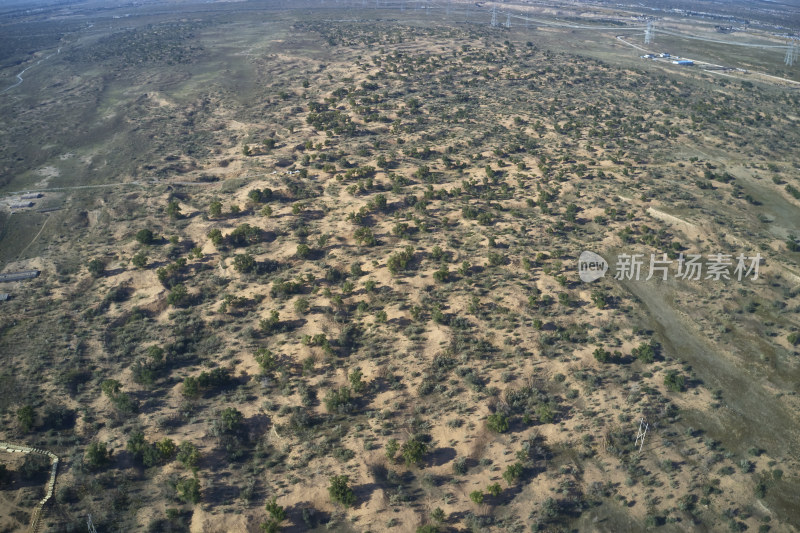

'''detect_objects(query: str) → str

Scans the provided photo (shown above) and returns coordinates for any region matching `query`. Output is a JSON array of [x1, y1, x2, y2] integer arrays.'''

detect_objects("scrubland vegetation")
[[1, 1, 800, 532]]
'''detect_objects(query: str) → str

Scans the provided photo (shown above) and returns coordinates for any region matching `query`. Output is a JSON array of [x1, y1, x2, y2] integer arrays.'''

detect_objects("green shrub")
[[176, 476, 201, 504], [17, 405, 35, 432], [503, 462, 524, 484], [132, 252, 148, 268], [328, 475, 355, 507], [633, 342, 655, 363], [385, 438, 399, 461], [487, 413, 510, 433], [401, 436, 428, 466], [233, 253, 256, 273], [177, 442, 200, 469], [593, 348, 610, 363], [387, 246, 414, 275], [135, 229, 155, 244], [85, 441, 111, 470], [87, 258, 105, 277], [324, 386, 353, 414], [664, 370, 685, 392]]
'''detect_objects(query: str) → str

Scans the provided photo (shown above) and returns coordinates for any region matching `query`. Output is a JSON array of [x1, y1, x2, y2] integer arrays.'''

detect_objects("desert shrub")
[[176, 476, 201, 504], [132, 252, 148, 268], [233, 253, 256, 273], [87, 258, 105, 277], [324, 386, 353, 414], [401, 436, 428, 466], [487, 413, 510, 433], [453, 456, 468, 475], [208, 228, 223, 246], [167, 283, 189, 306], [85, 441, 112, 470], [633, 341, 656, 363], [17, 405, 35, 432], [177, 442, 200, 469], [260, 310, 281, 334], [664, 370, 685, 392], [42, 403, 76, 430], [385, 438, 399, 461], [135, 229, 155, 244], [228, 223, 261, 247], [387, 246, 415, 275], [20, 453, 50, 482], [593, 348, 610, 363], [328, 475, 355, 507]]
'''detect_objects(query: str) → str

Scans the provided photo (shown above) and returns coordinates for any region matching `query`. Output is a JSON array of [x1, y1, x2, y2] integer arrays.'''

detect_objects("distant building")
[[0, 294, 9, 301], [659, 53, 671, 58], [673, 60, 694, 66], [10, 202, 34, 209], [20, 193, 43, 199]]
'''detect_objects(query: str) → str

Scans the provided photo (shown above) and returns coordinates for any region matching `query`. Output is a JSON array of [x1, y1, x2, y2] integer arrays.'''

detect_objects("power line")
[[786, 40, 798, 67], [490, 5, 498, 27], [644, 21, 653, 45]]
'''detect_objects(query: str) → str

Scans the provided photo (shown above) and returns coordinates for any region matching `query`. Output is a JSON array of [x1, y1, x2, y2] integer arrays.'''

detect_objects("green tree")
[[385, 438, 399, 461], [208, 228, 223, 246], [17, 405, 35, 432], [503, 462, 524, 485], [328, 475, 355, 507], [177, 442, 201, 469], [294, 297, 310, 315], [537, 403, 555, 424], [166, 199, 182, 219], [167, 283, 188, 306], [296, 244, 311, 259], [470, 490, 484, 504], [487, 482, 502, 497], [87, 258, 105, 278], [487, 413, 510, 433], [85, 441, 111, 470], [590, 289, 607, 309], [260, 310, 280, 334], [401, 436, 428, 467], [182, 376, 199, 398], [593, 348, 610, 363], [664, 370, 685, 392], [135, 228, 155, 244], [176, 476, 201, 504], [209, 200, 223, 218], [219, 407, 244, 433], [349, 368, 365, 393], [265, 497, 286, 521], [233, 253, 256, 273], [633, 342, 656, 363], [132, 252, 148, 269]]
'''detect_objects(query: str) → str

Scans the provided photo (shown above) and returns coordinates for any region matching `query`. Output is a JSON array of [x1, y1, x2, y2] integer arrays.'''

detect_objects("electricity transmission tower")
[[87, 515, 99, 533], [786, 41, 799, 67], [490, 5, 498, 27], [505, 13, 511, 29], [634, 418, 649, 452], [644, 21, 653, 45]]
